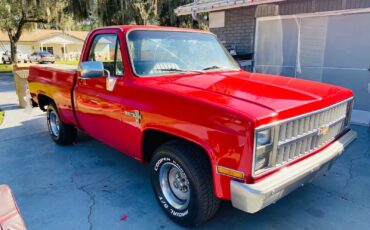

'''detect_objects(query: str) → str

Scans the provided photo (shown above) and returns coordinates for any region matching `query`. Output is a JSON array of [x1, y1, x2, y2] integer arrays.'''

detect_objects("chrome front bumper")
[[231, 130, 357, 213]]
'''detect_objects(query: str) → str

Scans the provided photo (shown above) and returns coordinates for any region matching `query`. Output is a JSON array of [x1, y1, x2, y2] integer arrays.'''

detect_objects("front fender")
[[141, 115, 254, 200]]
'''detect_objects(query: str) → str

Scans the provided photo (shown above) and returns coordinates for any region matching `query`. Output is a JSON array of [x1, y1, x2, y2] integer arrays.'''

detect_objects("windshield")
[[127, 30, 240, 77], [40, 52, 52, 56]]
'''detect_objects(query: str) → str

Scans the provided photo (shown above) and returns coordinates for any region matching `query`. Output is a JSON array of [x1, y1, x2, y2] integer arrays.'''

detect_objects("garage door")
[[255, 11, 370, 125]]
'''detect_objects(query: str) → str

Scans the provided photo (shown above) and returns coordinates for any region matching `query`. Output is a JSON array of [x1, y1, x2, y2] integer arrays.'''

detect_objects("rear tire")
[[150, 140, 220, 227], [47, 103, 77, 145]]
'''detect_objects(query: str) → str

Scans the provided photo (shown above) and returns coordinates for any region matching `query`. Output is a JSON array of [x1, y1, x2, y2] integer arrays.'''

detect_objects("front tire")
[[47, 103, 77, 145], [150, 140, 220, 227]]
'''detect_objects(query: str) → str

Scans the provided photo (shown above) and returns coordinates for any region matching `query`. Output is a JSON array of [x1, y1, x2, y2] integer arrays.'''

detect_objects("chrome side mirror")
[[79, 61, 117, 92], [79, 61, 104, 79]]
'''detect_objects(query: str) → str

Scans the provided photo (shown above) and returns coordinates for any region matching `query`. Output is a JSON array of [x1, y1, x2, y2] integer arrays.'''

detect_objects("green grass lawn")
[[0, 60, 79, 73], [55, 60, 79, 66], [0, 109, 3, 125], [0, 65, 13, 72]]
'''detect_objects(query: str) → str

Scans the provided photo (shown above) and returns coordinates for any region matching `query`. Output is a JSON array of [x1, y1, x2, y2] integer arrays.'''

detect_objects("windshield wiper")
[[155, 68, 187, 72], [155, 68, 203, 74], [202, 65, 225, 71]]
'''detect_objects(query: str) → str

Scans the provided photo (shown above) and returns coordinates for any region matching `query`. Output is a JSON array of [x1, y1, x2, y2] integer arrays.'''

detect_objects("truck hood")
[[159, 71, 353, 126]]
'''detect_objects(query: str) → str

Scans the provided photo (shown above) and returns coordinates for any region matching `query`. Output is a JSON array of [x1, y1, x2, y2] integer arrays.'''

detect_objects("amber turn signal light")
[[216, 166, 244, 180]]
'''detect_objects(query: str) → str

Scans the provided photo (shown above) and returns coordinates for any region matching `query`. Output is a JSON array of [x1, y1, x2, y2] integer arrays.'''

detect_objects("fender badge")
[[318, 125, 329, 136], [124, 110, 142, 124]]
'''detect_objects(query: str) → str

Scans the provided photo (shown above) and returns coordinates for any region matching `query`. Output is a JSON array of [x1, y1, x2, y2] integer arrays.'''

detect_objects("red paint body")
[[28, 26, 354, 200]]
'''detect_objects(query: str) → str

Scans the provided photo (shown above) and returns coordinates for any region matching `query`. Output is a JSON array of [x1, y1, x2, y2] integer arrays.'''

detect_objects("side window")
[[115, 41, 124, 76], [88, 34, 124, 77]]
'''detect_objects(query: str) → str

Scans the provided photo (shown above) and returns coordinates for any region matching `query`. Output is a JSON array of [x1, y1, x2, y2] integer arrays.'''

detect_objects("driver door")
[[74, 31, 126, 150]]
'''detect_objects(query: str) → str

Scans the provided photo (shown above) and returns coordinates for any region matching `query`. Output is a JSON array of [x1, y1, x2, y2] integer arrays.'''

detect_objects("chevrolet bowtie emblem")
[[318, 125, 329, 136], [124, 110, 142, 123]]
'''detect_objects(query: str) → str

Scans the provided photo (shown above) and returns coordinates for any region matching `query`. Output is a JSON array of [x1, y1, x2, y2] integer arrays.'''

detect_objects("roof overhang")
[[39, 34, 84, 45], [175, 0, 285, 15]]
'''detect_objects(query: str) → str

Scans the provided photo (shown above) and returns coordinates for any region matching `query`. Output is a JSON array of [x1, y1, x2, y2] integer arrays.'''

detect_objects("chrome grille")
[[273, 100, 351, 166], [254, 98, 353, 176]]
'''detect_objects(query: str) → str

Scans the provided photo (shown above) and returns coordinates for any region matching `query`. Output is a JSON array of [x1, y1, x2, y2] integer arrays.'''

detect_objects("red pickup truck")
[[28, 25, 357, 227]]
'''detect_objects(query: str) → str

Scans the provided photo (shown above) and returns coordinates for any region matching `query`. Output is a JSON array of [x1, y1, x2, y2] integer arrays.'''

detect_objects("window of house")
[[42, 47, 54, 54]]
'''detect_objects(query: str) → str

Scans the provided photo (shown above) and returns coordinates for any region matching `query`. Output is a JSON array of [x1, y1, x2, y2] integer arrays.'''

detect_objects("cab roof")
[[91, 25, 211, 34]]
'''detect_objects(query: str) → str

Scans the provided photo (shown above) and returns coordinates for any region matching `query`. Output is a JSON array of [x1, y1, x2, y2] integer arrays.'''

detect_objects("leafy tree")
[[95, 0, 137, 25], [68, 0, 203, 28], [67, 0, 146, 26], [0, 0, 69, 63], [0, 0, 207, 63], [92, 0, 158, 26], [158, 0, 197, 28], [132, 0, 158, 25]]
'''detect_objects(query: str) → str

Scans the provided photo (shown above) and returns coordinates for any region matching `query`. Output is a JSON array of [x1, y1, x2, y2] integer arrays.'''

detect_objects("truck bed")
[[28, 64, 78, 126], [37, 64, 78, 71]]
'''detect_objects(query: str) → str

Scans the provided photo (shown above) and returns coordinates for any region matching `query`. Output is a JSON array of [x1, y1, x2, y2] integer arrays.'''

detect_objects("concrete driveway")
[[1, 73, 370, 230]]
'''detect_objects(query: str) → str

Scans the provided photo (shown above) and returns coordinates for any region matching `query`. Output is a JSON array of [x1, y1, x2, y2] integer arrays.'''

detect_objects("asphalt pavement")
[[1, 73, 369, 229]]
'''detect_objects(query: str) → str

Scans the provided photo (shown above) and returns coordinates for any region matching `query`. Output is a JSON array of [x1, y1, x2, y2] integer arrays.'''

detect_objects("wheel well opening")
[[37, 94, 54, 111], [142, 130, 212, 165], [143, 130, 179, 162]]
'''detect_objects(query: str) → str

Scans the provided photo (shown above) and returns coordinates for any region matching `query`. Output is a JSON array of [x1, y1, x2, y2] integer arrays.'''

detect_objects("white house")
[[0, 29, 89, 61]]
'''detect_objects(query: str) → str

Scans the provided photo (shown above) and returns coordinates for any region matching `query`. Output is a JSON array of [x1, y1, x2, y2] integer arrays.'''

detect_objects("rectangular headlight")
[[254, 128, 273, 173], [256, 129, 271, 146]]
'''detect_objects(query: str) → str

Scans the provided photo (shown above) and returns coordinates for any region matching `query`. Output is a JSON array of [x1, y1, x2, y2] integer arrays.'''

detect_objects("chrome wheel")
[[48, 110, 60, 137], [159, 162, 191, 210]]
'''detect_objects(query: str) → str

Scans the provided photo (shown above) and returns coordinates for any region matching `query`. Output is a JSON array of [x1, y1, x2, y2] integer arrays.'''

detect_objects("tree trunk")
[[10, 40, 17, 64], [119, 0, 125, 24], [143, 18, 148, 25], [134, 15, 144, 25]]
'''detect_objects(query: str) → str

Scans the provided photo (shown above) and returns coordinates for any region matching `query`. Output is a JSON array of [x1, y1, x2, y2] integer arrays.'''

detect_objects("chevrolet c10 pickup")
[[28, 25, 357, 227]]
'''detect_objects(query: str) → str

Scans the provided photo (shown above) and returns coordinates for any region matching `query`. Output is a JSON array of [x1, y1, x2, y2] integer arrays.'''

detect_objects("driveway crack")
[[69, 153, 96, 230], [312, 184, 370, 210], [80, 185, 96, 230], [345, 158, 355, 187], [344, 154, 367, 187]]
